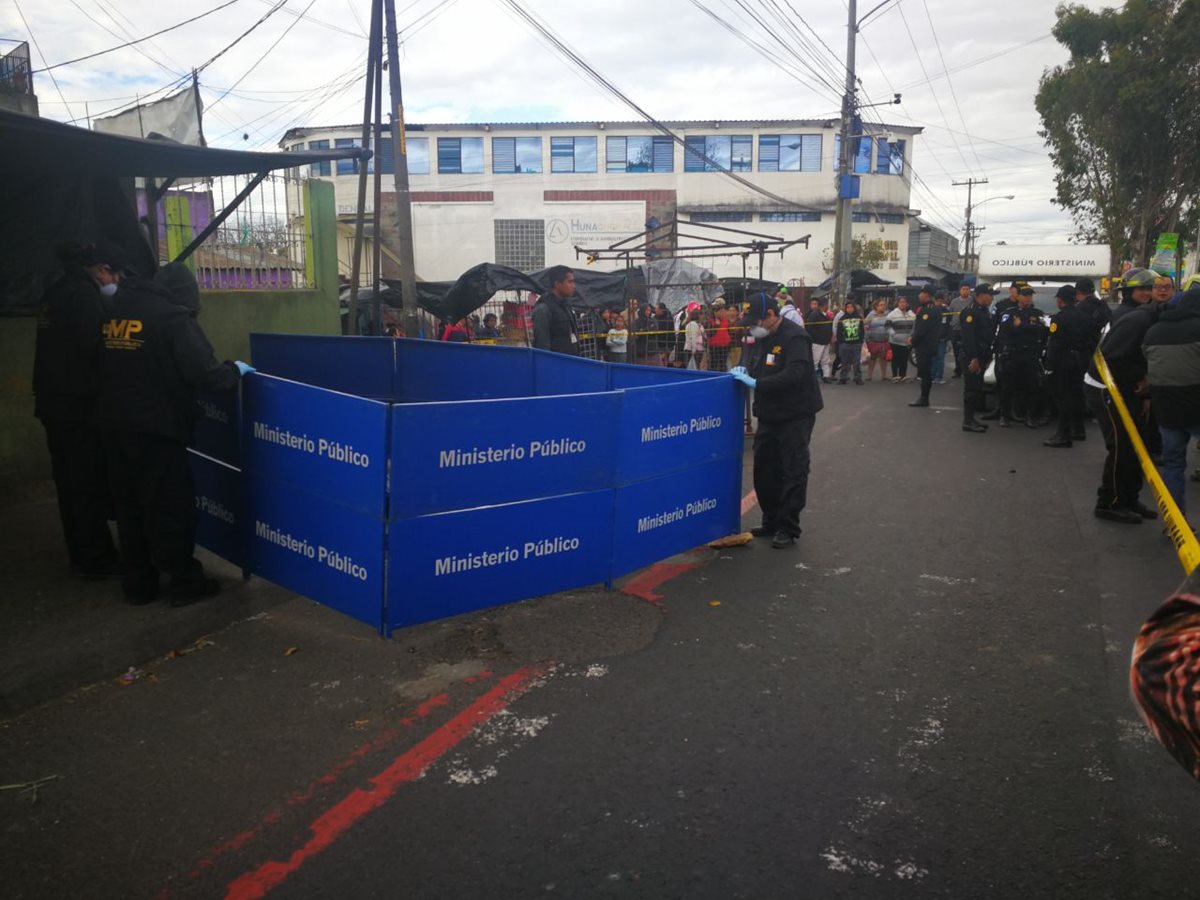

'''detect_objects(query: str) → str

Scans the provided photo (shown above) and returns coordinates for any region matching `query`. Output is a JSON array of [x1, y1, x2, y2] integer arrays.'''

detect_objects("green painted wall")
[[0, 180, 341, 502]]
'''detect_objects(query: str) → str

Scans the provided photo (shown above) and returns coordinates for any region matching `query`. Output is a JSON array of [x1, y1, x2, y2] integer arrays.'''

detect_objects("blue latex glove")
[[729, 366, 747, 377], [234, 360, 256, 376], [732, 370, 756, 389]]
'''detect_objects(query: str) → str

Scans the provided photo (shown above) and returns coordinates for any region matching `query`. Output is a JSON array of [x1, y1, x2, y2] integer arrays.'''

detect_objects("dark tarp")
[[0, 108, 362, 177], [816, 269, 894, 291], [383, 263, 630, 322]]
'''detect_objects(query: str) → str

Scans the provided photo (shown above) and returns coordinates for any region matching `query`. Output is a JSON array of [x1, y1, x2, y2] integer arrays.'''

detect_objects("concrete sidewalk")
[[0, 498, 293, 716]]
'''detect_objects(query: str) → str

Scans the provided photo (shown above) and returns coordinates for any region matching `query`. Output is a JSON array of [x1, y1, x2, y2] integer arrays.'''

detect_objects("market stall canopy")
[[817, 269, 894, 291], [0, 108, 363, 177]]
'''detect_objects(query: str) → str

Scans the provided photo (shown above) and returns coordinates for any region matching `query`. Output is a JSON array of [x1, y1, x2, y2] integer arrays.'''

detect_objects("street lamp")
[[965, 194, 1015, 272]]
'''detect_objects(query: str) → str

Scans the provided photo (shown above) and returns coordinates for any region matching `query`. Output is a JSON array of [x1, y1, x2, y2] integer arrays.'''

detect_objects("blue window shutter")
[[606, 136, 626, 172], [684, 136, 705, 172], [800, 135, 822, 172], [551, 136, 573, 173], [377, 136, 394, 175], [437, 138, 461, 173], [876, 137, 890, 174], [731, 135, 753, 172], [759, 135, 780, 172], [652, 136, 674, 172], [493, 137, 516, 173]]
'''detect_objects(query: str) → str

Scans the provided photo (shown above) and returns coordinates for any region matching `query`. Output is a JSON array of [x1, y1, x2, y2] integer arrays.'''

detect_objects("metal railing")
[[0, 43, 32, 96]]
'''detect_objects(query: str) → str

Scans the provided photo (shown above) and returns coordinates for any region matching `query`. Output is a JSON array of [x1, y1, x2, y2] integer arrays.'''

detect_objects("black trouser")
[[102, 431, 204, 600], [41, 417, 117, 572], [890, 345, 910, 378], [1088, 385, 1147, 511], [1000, 353, 1041, 420], [951, 334, 964, 375], [1049, 365, 1085, 439], [914, 345, 934, 401], [963, 366, 987, 423], [753, 415, 815, 539]]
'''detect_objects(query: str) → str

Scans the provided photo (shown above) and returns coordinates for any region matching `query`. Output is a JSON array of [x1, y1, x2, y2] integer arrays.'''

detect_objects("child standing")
[[835, 299, 864, 385], [606, 313, 629, 364]]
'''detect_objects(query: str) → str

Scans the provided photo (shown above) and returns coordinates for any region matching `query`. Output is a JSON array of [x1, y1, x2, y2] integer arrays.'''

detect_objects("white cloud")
[[3, 0, 1118, 244]]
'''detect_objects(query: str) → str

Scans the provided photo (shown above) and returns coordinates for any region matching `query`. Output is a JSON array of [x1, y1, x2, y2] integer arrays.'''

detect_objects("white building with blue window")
[[281, 119, 922, 288]]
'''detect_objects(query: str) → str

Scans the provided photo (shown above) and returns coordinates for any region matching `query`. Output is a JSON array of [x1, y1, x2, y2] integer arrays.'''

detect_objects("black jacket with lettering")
[[1044, 302, 1092, 373], [959, 302, 997, 365], [1088, 302, 1159, 391], [531, 294, 578, 355], [94, 276, 239, 443], [910, 301, 941, 354], [32, 269, 108, 422], [749, 318, 824, 423]]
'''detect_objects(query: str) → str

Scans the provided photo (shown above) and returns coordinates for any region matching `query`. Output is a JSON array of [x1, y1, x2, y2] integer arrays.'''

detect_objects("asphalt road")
[[3, 376, 1198, 900]]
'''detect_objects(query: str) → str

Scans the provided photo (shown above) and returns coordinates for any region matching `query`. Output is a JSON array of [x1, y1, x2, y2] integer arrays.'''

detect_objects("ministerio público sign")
[[978, 244, 1110, 278]]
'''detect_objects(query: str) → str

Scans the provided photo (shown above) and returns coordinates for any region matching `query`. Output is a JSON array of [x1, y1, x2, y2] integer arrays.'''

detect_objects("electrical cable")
[[920, 0, 985, 175], [32, 0, 242, 73], [208, 0, 317, 110], [12, 0, 75, 121]]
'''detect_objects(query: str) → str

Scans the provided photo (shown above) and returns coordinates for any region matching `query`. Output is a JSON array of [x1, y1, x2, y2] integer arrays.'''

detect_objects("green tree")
[[821, 234, 890, 274], [1036, 1, 1200, 270]]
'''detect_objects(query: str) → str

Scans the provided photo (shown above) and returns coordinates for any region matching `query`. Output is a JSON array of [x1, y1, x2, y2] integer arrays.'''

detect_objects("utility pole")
[[953, 177, 988, 272], [832, 0, 857, 307], [347, 0, 381, 336], [382, 0, 421, 339]]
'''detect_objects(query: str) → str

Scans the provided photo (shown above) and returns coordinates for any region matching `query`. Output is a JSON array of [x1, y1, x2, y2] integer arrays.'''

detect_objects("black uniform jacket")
[[1088, 302, 1159, 391], [1044, 303, 1093, 373], [997, 305, 1049, 357], [531, 295, 579, 355], [910, 301, 941, 355], [32, 270, 108, 422], [959, 302, 997, 365], [749, 318, 824, 424], [94, 277, 239, 443]]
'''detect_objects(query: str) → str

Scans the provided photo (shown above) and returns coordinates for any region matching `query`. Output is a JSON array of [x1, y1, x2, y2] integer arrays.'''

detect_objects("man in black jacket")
[[1087, 268, 1160, 524], [730, 296, 823, 549], [32, 242, 121, 578], [1144, 288, 1200, 521], [804, 298, 834, 382], [960, 284, 997, 433], [1042, 285, 1093, 447], [95, 262, 244, 605], [532, 266, 579, 355], [909, 287, 941, 407], [995, 285, 1049, 427], [1076, 277, 1111, 348]]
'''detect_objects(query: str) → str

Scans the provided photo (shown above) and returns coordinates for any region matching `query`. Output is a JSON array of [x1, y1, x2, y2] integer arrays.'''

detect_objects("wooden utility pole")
[[832, 0, 857, 307], [382, 0, 420, 339], [953, 177, 988, 272], [347, 0, 381, 335]]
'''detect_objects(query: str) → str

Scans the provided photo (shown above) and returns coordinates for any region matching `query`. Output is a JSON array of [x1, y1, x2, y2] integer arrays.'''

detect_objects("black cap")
[[1075, 277, 1095, 295], [975, 283, 994, 296], [1055, 285, 1076, 303], [1018, 285, 1035, 296], [918, 283, 933, 294], [81, 239, 133, 274], [934, 290, 946, 300], [742, 292, 779, 324]]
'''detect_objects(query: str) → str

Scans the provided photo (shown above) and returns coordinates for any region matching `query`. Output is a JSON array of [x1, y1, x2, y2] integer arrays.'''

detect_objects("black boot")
[[962, 420, 988, 433], [909, 397, 930, 407], [980, 408, 1001, 421]]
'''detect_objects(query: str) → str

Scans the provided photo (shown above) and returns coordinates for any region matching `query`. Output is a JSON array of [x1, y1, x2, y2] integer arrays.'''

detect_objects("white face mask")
[[99, 283, 118, 298], [749, 325, 769, 339]]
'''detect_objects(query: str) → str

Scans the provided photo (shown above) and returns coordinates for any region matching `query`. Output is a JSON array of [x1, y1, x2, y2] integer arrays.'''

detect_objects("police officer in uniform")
[[908, 286, 941, 407], [730, 295, 823, 548], [960, 283, 998, 433], [1043, 285, 1093, 448], [995, 284, 1049, 427], [94, 257, 247, 605], [32, 242, 121, 578], [982, 281, 1026, 420]]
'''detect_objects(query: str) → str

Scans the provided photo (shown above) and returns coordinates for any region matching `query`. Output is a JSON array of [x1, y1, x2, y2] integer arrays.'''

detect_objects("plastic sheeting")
[[644, 258, 724, 313]]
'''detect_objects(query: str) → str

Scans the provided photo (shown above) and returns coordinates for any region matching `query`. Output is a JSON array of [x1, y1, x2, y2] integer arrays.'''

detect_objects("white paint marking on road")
[[584, 664, 609, 678], [1146, 834, 1179, 851], [919, 573, 976, 586], [446, 764, 498, 785], [794, 562, 810, 570], [1117, 717, 1157, 749], [828, 566, 852, 576]]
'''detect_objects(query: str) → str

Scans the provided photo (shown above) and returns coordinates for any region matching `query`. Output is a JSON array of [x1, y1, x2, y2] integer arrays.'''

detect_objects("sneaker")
[[750, 525, 774, 538], [909, 398, 929, 407], [962, 421, 987, 433], [770, 531, 797, 549], [1130, 501, 1158, 521], [934, 379, 947, 385], [854, 379, 864, 385]]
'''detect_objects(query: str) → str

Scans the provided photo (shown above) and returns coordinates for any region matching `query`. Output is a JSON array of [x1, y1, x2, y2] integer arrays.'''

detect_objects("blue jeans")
[[931, 339, 948, 381], [1159, 423, 1200, 516]]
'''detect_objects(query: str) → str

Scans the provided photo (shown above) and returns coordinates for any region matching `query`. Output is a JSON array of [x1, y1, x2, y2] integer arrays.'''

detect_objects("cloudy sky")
[[5, 0, 1117, 247]]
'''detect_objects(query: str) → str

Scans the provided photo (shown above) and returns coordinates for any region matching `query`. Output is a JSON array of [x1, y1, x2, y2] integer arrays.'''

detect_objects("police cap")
[[1018, 285, 1035, 296], [1055, 285, 1075, 303], [975, 283, 994, 296], [80, 239, 133, 274], [1075, 277, 1095, 295], [742, 291, 779, 324]]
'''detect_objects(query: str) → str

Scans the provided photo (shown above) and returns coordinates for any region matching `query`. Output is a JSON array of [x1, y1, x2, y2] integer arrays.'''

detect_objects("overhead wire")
[[207, 0, 317, 110], [32, 0, 243, 73], [920, 0, 985, 175], [12, 0, 75, 122]]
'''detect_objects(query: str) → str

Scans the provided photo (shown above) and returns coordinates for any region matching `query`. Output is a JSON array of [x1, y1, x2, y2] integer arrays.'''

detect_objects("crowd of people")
[[33, 240, 249, 606]]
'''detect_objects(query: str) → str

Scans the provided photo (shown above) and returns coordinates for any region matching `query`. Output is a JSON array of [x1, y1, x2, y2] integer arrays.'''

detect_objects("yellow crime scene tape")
[[1092, 349, 1200, 575]]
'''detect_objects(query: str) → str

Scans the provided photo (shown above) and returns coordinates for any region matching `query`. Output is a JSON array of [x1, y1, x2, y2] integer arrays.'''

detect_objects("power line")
[[32, 0, 242, 73], [208, 0, 317, 110], [920, 0, 985, 175], [12, 0, 75, 122], [897, 33, 1053, 91], [69, 0, 184, 81]]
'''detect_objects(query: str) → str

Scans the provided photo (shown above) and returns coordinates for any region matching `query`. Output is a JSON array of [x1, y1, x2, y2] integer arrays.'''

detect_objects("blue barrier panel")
[[243, 374, 390, 518], [247, 478, 385, 632], [610, 458, 742, 579], [395, 339, 534, 402], [390, 393, 619, 518], [189, 450, 244, 568], [609, 364, 724, 390], [387, 490, 614, 629], [190, 388, 241, 467], [250, 334, 396, 401], [532, 349, 608, 396], [615, 378, 744, 485]]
